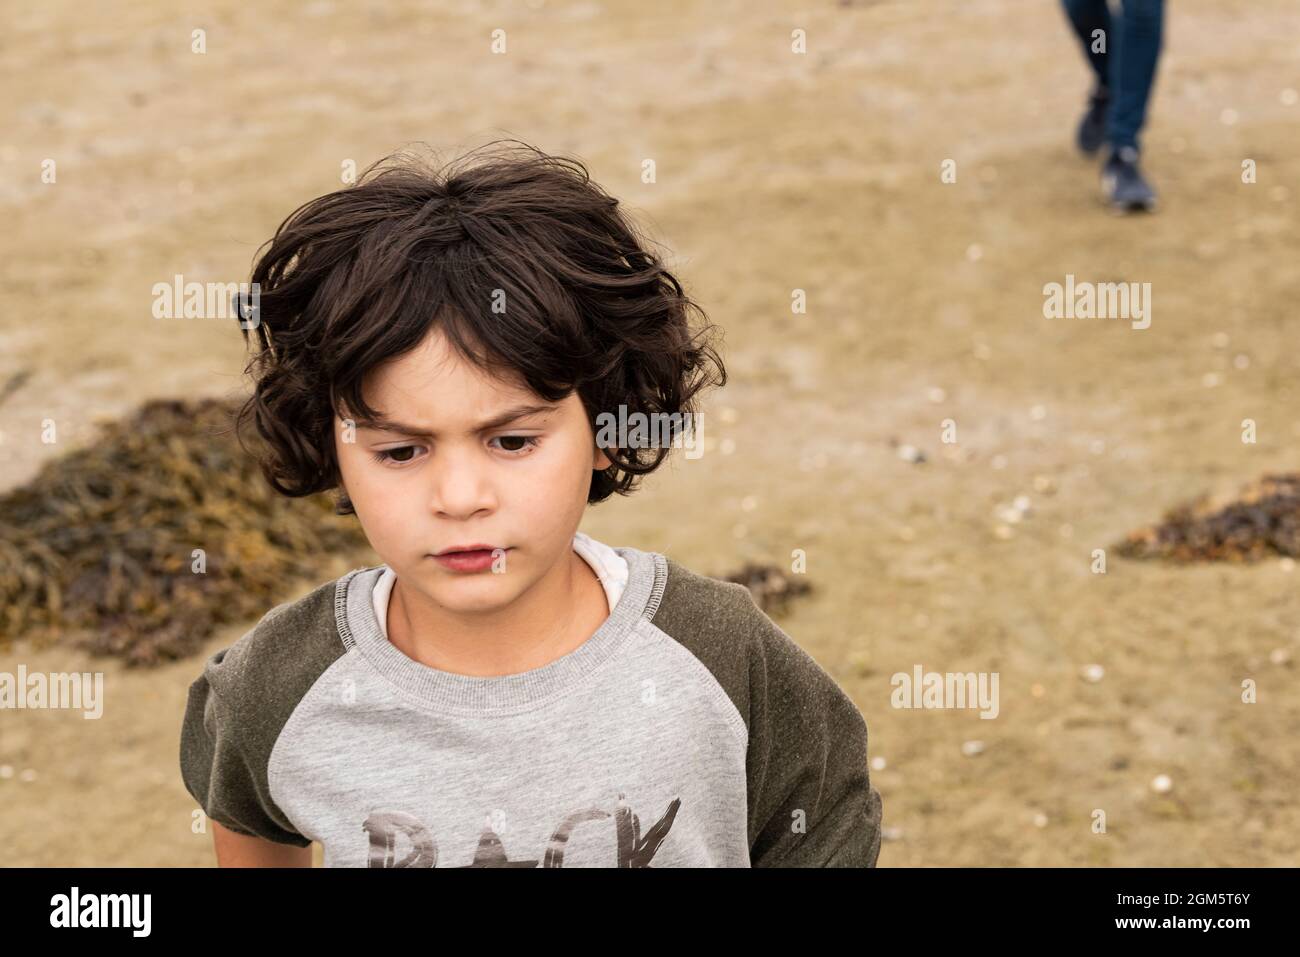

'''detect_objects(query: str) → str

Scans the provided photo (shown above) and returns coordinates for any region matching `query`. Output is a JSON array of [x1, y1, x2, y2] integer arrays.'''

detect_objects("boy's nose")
[[427, 451, 497, 519]]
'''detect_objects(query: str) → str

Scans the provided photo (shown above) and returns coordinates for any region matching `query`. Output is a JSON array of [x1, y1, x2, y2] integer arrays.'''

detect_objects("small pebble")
[[1032, 812, 1049, 828], [961, 740, 986, 757], [1269, 648, 1290, 666], [1081, 663, 1105, 683], [882, 826, 905, 842], [995, 504, 1023, 524], [870, 756, 887, 772], [1151, 773, 1173, 794]]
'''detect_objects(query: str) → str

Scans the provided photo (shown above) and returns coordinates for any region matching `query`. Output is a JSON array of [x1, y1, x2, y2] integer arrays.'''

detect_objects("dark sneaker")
[[1076, 90, 1109, 155], [1101, 146, 1157, 212]]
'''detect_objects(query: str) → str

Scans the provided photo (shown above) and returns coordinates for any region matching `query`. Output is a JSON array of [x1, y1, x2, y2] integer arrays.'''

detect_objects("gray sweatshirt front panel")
[[267, 550, 751, 867]]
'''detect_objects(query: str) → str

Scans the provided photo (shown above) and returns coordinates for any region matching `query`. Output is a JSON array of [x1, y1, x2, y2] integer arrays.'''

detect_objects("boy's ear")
[[334, 479, 353, 516], [593, 446, 613, 471]]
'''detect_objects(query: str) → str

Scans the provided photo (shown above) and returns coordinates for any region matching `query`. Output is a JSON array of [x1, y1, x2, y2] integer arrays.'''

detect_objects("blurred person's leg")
[[1107, 0, 1164, 152], [1061, 0, 1114, 155], [1101, 0, 1164, 210]]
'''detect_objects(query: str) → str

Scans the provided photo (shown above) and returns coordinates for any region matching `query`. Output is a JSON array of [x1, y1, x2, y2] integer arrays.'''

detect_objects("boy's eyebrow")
[[352, 402, 559, 437]]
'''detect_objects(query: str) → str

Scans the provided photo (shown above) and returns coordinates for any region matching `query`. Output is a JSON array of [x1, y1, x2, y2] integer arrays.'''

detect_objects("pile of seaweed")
[[1115, 473, 1300, 562], [0, 396, 370, 666]]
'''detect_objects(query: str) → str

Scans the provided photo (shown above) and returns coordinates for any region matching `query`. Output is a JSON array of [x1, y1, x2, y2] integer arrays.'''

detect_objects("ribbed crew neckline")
[[334, 545, 668, 714]]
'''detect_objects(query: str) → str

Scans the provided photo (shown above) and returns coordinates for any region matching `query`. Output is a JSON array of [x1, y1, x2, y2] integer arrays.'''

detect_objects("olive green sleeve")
[[744, 610, 883, 867], [649, 558, 884, 867], [179, 645, 312, 847]]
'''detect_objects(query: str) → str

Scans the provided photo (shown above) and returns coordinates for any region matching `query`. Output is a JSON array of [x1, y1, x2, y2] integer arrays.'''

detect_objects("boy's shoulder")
[[194, 571, 349, 709], [654, 552, 816, 657], [652, 553, 879, 866], [180, 571, 354, 846], [652, 555, 858, 738]]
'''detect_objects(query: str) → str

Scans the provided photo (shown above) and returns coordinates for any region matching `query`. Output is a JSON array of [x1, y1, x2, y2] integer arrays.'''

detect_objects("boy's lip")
[[433, 543, 507, 556]]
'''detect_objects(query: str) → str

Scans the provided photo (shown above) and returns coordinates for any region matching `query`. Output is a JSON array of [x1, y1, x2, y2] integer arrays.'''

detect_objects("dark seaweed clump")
[[0, 396, 369, 666], [1115, 473, 1300, 562]]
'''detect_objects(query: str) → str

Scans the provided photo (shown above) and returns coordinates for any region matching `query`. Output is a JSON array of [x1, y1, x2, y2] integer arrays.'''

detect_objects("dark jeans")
[[1061, 0, 1165, 151]]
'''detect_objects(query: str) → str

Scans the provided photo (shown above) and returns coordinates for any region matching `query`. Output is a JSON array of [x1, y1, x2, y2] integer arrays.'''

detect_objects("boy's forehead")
[[355, 358, 559, 433], [371, 330, 532, 404], [365, 375, 542, 425]]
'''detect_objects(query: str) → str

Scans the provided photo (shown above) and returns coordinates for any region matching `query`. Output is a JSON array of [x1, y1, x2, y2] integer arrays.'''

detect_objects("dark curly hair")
[[234, 140, 727, 515]]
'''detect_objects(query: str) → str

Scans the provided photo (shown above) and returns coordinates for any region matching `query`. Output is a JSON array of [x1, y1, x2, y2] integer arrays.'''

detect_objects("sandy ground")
[[1, 0, 1298, 866]]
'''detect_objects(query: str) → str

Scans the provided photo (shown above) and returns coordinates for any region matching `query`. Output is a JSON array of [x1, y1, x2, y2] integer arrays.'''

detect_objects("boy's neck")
[[384, 548, 610, 678]]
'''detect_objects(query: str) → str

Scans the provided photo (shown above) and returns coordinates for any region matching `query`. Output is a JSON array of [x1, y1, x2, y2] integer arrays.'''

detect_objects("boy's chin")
[[433, 589, 520, 617], [420, 567, 523, 606]]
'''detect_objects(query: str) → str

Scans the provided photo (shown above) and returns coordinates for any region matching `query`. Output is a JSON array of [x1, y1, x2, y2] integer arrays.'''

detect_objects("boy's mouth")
[[429, 545, 511, 573], [433, 543, 506, 556]]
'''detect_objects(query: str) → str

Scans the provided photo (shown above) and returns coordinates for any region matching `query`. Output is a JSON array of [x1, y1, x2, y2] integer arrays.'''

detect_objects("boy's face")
[[334, 327, 612, 615]]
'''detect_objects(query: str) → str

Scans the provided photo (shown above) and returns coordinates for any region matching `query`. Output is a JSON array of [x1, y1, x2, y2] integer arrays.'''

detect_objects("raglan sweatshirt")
[[178, 535, 884, 867]]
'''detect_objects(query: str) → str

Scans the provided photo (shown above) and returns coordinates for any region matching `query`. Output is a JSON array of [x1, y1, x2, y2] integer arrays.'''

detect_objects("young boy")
[[179, 141, 883, 867]]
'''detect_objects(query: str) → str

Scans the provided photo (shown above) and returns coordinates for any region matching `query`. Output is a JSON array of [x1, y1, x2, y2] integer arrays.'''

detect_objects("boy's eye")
[[491, 435, 540, 455], [372, 445, 422, 464], [371, 436, 539, 465]]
